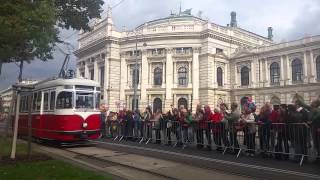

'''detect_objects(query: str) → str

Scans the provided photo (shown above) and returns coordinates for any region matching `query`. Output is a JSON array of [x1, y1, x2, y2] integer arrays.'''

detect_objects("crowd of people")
[[99, 95, 320, 162]]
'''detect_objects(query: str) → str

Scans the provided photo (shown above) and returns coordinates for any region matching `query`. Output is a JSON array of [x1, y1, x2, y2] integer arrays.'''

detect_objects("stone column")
[[264, 59, 269, 87], [119, 53, 126, 102], [251, 60, 256, 88], [84, 60, 89, 79], [76, 66, 81, 77], [192, 47, 200, 112], [162, 62, 166, 86], [280, 56, 285, 86], [303, 51, 308, 83], [104, 55, 109, 102], [286, 55, 291, 85], [225, 63, 229, 88], [213, 59, 217, 87], [173, 61, 177, 85], [165, 49, 173, 111], [94, 60, 99, 82], [234, 64, 238, 88], [140, 50, 148, 109], [310, 51, 316, 82], [259, 59, 264, 87], [188, 61, 192, 85]]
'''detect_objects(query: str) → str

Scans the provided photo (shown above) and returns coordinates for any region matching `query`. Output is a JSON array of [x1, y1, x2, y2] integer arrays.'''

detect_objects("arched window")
[[178, 97, 188, 109], [217, 67, 223, 87], [316, 56, 320, 80], [178, 67, 187, 86], [270, 62, 280, 85], [292, 58, 303, 82], [270, 96, 281, 105], [153, 98, 162, 113], [154, 67, 163, 85], [132, 67, 139, 86], [241, 66, 249, 86]]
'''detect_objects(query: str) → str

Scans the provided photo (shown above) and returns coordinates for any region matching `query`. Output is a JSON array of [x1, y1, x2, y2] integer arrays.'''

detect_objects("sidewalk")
[[38, 144, 249, 180]]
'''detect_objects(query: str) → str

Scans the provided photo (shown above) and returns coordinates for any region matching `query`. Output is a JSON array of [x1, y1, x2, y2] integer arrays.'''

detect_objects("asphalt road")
[[93, 138, 320, 180]]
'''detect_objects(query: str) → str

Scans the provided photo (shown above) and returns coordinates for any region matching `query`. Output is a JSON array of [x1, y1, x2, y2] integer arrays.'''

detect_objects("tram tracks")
[[36, 141, 178, 180]]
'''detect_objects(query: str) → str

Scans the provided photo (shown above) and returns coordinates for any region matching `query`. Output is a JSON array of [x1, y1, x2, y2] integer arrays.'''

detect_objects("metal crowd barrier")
[[103, 119, 320, 166]]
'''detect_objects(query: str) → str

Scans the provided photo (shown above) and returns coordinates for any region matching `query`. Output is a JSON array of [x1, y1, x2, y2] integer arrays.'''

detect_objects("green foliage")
[[55, 0, 104, 32], [0, 0, 58, 62], [0, 160, 113, 180], [0, 0, 104, 77]]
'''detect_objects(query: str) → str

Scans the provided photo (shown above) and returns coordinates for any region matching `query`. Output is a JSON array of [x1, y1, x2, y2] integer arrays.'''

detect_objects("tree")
[[0, 0, 104, 80]]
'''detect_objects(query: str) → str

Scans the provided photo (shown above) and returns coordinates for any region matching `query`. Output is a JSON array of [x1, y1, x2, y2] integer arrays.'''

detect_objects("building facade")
[[0, 80, 38, 112], [75, 8, 320, 112]]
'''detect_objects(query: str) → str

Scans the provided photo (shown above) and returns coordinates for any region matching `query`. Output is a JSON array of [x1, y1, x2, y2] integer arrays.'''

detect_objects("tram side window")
[[32, 92, 37, 111], [36, 92, 41, 111], [50, 91, 56, 110], [20, 96, 26, 112], [56, 91, 73, 109], [43, 92, 49, 111]]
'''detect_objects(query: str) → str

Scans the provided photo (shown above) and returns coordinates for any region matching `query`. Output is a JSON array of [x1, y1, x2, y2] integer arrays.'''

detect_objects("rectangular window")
[[19, 96, 25, 112], [90, 69, 94, 80], [36, 92, 41, 111], [32, 92, 37, 111], [43, 92, 49, 111], [76, 92, 94, 109], [26, 95, 31, 112], [50, 91, 56, 110], [100, 66, 105, 87], [216, 48, 223, 54], [80, 72, 85, 77], [56, 91, 73, 109]]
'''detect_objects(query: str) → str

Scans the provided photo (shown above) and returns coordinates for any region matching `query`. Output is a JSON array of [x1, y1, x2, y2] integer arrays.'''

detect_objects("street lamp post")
[[133, 34, 138, 111], [132, 31, 147, 111]]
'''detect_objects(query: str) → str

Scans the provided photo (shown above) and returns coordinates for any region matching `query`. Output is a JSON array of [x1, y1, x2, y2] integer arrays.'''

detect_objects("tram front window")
[[56, 91, 73, 109], [76, 92, 94, 109]]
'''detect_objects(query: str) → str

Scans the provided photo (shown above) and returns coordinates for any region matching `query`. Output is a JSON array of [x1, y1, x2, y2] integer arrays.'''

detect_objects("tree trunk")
[[18, 60, 23, 82]]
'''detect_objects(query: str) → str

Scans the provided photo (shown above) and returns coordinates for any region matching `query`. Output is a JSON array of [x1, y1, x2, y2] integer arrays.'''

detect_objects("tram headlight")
[[82, 122, 88, 129]]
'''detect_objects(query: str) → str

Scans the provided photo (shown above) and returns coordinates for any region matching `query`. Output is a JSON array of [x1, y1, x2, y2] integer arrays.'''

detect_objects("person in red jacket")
[[212, 108, 223, 151], [203, 105, 214, 150]]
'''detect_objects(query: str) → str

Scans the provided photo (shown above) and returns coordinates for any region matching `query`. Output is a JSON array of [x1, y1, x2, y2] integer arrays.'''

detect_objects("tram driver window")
[[76, 92, 94, 109], [56, 91, 73, 109]]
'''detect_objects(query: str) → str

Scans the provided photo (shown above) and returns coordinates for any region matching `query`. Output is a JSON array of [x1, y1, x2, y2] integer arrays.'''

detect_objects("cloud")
[[1, 0, 319, 90]]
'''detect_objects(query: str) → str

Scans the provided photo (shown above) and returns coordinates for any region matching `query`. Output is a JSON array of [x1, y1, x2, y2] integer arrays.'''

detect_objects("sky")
[[1, 0, 320, 90]]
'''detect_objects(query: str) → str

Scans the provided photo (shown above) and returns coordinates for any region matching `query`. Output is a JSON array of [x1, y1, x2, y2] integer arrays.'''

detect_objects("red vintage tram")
[[17, 77, 101, 142]]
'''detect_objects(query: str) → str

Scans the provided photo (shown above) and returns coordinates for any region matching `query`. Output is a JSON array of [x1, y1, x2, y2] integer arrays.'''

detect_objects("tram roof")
[[33, 77, 100, 90]]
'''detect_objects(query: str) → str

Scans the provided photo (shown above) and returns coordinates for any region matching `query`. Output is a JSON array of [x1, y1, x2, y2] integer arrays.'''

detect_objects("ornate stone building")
[[75, 8, 320, 112]]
